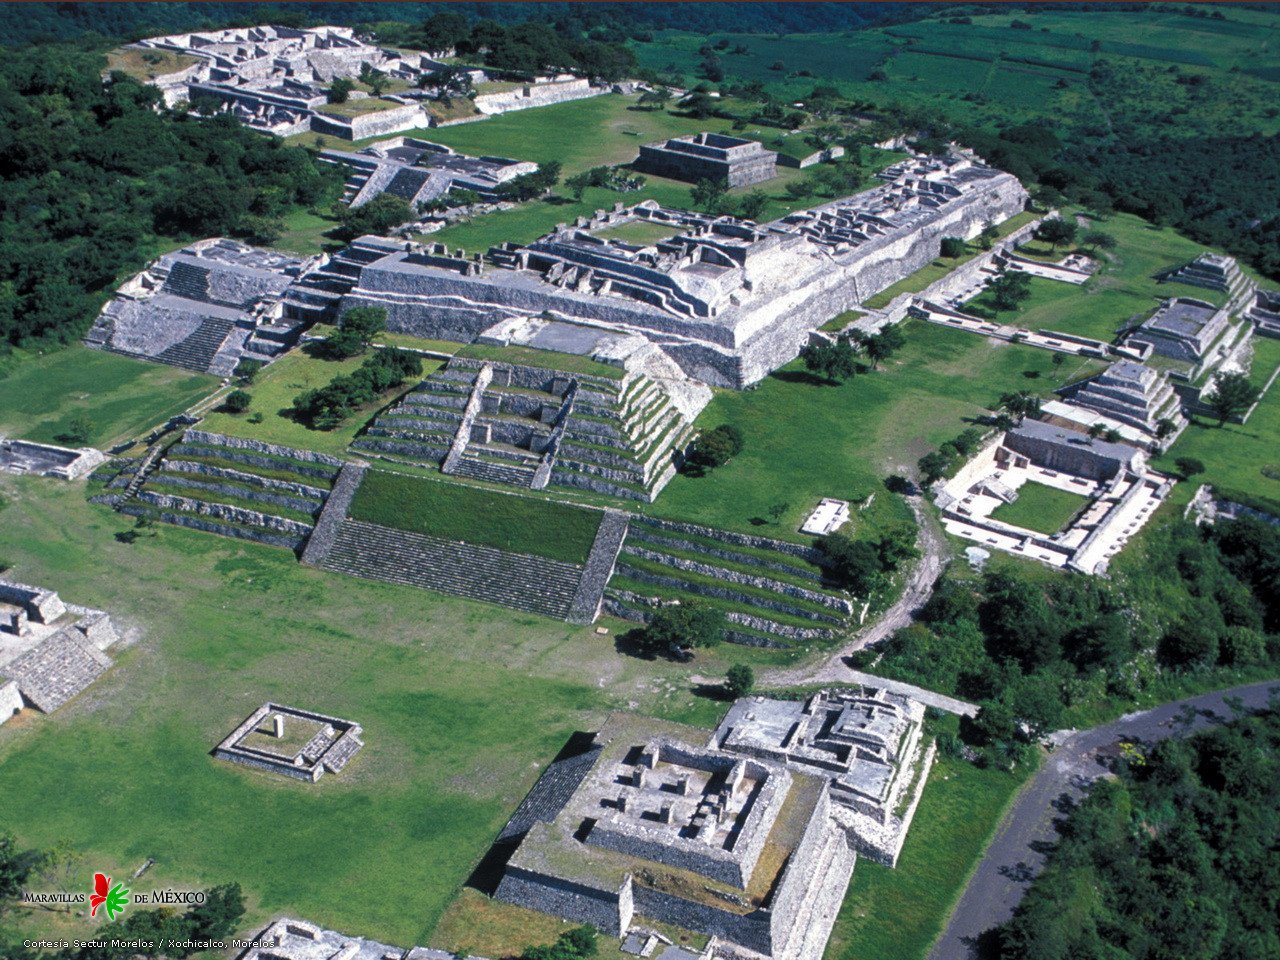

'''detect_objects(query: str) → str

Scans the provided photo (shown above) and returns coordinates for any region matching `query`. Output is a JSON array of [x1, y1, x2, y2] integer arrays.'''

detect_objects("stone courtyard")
[[214, 703, 364, 781]]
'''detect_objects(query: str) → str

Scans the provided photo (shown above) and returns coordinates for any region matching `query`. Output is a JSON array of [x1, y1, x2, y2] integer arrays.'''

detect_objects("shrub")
[[224, 389, 251, 413]]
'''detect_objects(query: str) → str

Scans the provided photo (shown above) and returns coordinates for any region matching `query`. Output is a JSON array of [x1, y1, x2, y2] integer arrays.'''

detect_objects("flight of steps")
[[451, 452, 539, 487], [153, 316, 238, 373], [773, 824, 855, 960], [320, 518, 585, 619], [605, 517, 847, 647]]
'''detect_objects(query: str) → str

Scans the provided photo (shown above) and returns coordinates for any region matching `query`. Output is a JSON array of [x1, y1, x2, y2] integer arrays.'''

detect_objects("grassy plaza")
[[990, 482, 1090, 535]]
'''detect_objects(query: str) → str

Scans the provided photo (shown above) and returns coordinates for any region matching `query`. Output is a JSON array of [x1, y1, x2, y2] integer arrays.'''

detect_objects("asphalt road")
[[928, 679, 1280, 960]]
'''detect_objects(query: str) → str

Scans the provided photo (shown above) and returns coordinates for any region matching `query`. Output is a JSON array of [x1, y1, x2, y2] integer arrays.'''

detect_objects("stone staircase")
[[451, 454, 539, 487], [320, 519, 584, 619], [566, 509, 630, 623], [154, 316, 237, 373]]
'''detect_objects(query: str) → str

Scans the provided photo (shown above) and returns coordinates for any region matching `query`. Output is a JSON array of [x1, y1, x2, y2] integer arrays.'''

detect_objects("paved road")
[[764, 495, 947, 689], [928, 679, 1280, 960]]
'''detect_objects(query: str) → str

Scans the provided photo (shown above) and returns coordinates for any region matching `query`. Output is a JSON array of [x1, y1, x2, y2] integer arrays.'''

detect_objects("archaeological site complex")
[[491, 687, 930, 960]]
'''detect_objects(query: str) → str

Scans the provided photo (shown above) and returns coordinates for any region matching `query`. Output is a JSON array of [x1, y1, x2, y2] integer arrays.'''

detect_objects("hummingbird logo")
[[89, 873, 131, 921]]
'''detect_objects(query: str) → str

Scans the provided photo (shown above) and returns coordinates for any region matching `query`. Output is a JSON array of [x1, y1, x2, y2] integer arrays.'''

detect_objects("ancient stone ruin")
[[634, 133, 778, 187], [1054, 360, 1186, 443], [937, 421, 1174, 574], [84, 239, 314, 377], [0, 579, 119, 724], [214, 702, 364, 781], [0, 438, 105, 480], [492, 689, 931, 960], [322, 154, 1028, 388], [236, 917, 460, 960]]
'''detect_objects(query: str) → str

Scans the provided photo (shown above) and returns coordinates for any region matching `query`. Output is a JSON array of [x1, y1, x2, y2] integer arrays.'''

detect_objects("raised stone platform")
[[0, 438, 106, 480], [214, 702, 363, 781], [635, 133, 777, 187]]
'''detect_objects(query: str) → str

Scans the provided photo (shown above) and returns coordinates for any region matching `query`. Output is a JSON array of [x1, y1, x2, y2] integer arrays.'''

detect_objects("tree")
[[1175, 457, 1206, 479], [1051, 352, 1066, 377], [1104, 428, 1122, 443], [335, 193, 414, 240], [687, 424, 744, 471], [997, 390, 1041, 422], [737, 189, 769, 221], [1088, 421, 1107, 439], [224, 389, 251, 413], [56, 415, 94, 445], [767, 501, 790, 524], [978, 220, 1000, 250], [328, 76, 355, 104], [0, 831, 29, 914], [1203, 371, 1260, 425], [639, 602, 724, 658], [339, 306, 387, 347], [986, 270, 1033, 314], [1156, 418, 1177, 439], [800, 339, 857, 383], [1034, 217, 1078, 250], [725, 663, 754, 699], [821, 532, 885, 596], [1080, 229, 1117, 254], [236, 358, 264, 383], [940, 236, 966, 258], [679, 91, 718, 119], [637, 87, 672, 111], [35, 838, 83, 904], [690, 176, 729, 214], [864, 324, 906, 370], [918, 449, 953, 485]]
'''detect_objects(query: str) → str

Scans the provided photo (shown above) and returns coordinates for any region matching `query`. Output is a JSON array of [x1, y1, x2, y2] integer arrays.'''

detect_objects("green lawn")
[[316, 97, 406, 118], [456, 343, 624, 380], [827, 749, 1028, 960], [0, 346, 217, 451], [991, 481, 1089, 535], [648, 321, 1105, 539], [349, 469, 603, 564], [591, 220, 682, 246], [197, 349, 439, 457], [1153, 335, 1280, 507], [0, 476, 731, 951]]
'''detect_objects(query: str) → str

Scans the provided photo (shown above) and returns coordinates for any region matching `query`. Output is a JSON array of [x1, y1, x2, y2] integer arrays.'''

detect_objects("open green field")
[[0, 347, 216, 450], [649, 321, 1106, 539], [962, 211, 1251, 343], [1153, 335, 1280, 508], [103, 45, 200, 81], [591, 220, 681, 246], [630, 9, 1280, 137], [827, 749, 1027, 960], [349, 469, 603, 564], [0, 476, 735, 950], [991, 482, 1089, 535], [197, 349, 439, 457]]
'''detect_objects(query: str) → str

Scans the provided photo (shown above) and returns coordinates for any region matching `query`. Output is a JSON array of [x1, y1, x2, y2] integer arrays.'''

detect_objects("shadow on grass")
[[692, 682, 733, 701], [770, 370, 836, 388]]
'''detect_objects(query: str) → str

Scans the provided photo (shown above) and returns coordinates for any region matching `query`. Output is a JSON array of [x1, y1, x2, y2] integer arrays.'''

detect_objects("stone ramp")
[[300, 461, 368, 566], [566, 509, 630, 624], [319, 519, 584, 620], [1, 628, 113, 714], [497, 743, 604, 843]]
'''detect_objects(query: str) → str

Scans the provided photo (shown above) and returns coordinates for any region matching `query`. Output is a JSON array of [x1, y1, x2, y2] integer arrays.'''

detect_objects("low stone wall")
[[133, 491, 314, 537], [150, 474, 322, 517], [625, 529, 825, 583], [631, 886, 771, 955], [165, 459, 330, 500], [614, 566, 842, 624], [623, 546, 850, 613], [631, 517, 824, 563], [183, 430, 345, 468], [120, 504, 306, 551], [495, 867, 625, 936]]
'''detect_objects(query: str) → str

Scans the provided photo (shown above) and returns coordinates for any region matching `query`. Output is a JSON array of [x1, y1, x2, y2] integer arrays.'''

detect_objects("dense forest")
[[0, 46, 341, 347], [868, 516, 1280, 767], [994, 702, 1280, 959]]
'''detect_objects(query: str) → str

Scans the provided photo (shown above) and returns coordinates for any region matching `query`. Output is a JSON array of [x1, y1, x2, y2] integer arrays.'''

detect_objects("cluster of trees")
[[995, 703, 1280, 960], [800, 324, 906, 385], [0, 43, 340, 348], [335, 194, 415, 241], [819, 527, 919, 598], [917, 427, 987, 485], [632, 601, 724, 660], [870, 516, 1280, 768], [292, 309, 420, 428], [496, 162, 562, 202], [685, 423, 744, 473], [0, 830, 246, 960], [375, 11, 636, 82], [564, 165, 646, 200], [523, 925, 598, 960]]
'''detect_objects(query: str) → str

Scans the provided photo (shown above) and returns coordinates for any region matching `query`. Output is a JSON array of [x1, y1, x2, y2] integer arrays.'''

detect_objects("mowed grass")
[[827, 751, 1027, 960], [0, 475, 732, 950], [0, 346, 217, 450], [197, 349, 440, 457], [991, 481, 1089, 535], [1153, 335, 1280, 506], [649, 321, 1106, 539], [350, 469, 603, 564]]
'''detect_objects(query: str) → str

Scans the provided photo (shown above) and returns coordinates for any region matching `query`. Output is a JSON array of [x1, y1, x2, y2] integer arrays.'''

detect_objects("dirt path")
[[762, 494, 949, 689]]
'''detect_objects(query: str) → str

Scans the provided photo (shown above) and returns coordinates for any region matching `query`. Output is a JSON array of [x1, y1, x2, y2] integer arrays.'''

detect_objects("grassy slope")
[[649, 321, 1105, 539], [0, 347, 217, 450], [0, 476, 735, 950], [349, 469, 603, 564], [197, 349, 440, 457], [827, 751, 1027, 960], [990, 481, 1089, 535]]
